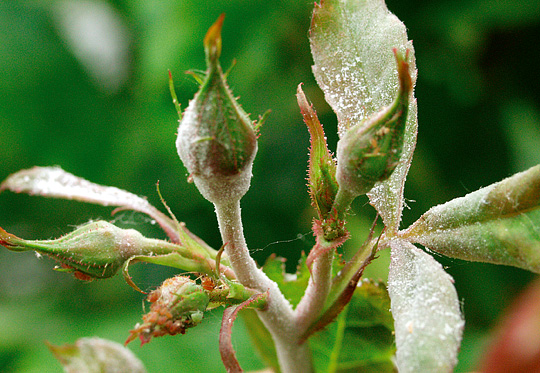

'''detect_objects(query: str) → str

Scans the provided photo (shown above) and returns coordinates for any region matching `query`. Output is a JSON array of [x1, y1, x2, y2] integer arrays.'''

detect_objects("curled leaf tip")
[[219, 292, 268, 372], [204, 14, 225, 61], [0, 227, 34, 253]]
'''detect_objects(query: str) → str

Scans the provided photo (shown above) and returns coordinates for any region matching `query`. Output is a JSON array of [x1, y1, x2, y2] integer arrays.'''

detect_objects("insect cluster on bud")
[[126, 276, 210, 345], [336, 50, 412, 197], [175, 15, 261, 204]]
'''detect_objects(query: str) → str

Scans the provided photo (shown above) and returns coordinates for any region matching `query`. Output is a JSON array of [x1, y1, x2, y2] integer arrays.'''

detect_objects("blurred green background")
[[1, 0, 539, 371]]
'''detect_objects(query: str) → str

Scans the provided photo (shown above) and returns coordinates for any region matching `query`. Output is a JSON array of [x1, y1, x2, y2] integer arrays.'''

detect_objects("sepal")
[[297, 84, 339, 220]]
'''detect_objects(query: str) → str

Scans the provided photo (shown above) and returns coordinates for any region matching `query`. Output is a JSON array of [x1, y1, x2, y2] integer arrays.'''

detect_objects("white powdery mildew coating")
[[1, 166, 152, 211], [310, 0, 419, 234], [368, 102, 417, 234], [409, 164, 540, 232], [311, 0, 416, 137], [401, 164, 540, 271], [68, 337, 146, 373], [388, 240, 464, 373], [410, 210, 540, 273]]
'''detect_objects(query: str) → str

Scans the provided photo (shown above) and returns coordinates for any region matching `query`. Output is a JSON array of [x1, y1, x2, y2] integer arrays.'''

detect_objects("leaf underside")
[[48, 337, 146, 373], [0, 166, 180, 243]]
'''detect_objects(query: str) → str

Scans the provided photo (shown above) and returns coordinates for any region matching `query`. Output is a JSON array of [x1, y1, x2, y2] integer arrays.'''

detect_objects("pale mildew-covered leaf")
[[388, 240, 464, 372], [48, 337, 146, 373], [0, 166, 179, 242], [310, 0, 416, 136], [310, 0, 418, 233], [402, 164, 540, 273], [1, 166, 151, 208]]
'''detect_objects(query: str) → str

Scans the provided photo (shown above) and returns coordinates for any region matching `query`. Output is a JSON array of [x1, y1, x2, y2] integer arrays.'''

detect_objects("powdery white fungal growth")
[[310, 0, 418, 234], [310, 0, 416, 137], [0, 166, 180, 242], [48, 337, 146, 373], [402, 164, 540, 272], [388, 240, 464, 373], [175, 15, 259, 205], [1, 166, 150, 208]]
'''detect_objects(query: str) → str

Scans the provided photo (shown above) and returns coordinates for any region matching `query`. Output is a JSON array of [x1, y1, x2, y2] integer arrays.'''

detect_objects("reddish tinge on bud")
[[175, 15, 261, 204]]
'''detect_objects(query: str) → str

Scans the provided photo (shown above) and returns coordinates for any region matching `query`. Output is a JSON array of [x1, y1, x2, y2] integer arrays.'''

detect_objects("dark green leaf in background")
[[262, 253, 310, 308], [310, 279, 395, 372]]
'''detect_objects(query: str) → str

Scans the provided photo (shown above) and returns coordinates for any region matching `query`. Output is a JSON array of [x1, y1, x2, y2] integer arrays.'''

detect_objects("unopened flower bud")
[[176, 15, 259, 204], [0, 220, 181, 280], [336, 50, 412, 197], [126, 275, 210, 345]]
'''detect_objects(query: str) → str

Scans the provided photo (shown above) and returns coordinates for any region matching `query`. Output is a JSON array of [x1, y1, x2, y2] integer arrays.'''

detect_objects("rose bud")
[[336, 50, 412, 197], [175, 14, 264, 204]]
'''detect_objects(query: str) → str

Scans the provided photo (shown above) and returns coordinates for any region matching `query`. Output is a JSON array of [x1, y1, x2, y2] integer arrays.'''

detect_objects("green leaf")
[[261, 254, 310, 308], [310, 0, 418, 234], [388, 240, 464, 372], [402, 164, 540, 273], [310, 279, 395, 372]]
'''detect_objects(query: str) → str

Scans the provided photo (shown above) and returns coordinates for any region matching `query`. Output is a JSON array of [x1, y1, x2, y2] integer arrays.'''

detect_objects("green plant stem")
[[295, 188, 355, 336], [214, 200, 314, 373]]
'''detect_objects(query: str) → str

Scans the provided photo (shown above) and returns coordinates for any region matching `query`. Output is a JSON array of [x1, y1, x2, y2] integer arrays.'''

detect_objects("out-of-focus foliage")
[[311, 280, 395, 372], [0, 0, 539, 371]]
